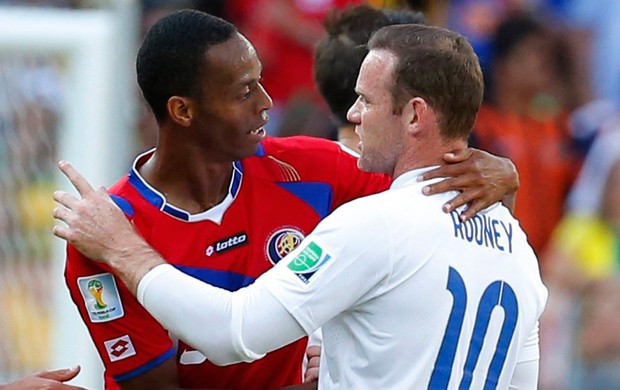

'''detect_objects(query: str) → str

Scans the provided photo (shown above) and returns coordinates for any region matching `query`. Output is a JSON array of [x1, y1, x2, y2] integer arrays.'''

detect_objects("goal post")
[[0, 4, 139, 387]]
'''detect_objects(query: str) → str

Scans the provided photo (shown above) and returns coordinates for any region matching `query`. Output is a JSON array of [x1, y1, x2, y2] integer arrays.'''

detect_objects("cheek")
[[359, 109, 377, 129]]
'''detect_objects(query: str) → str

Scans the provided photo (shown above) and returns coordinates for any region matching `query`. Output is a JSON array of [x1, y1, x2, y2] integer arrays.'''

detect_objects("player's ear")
[[167, 96, 194, 127], [403, 97, 428, 135]]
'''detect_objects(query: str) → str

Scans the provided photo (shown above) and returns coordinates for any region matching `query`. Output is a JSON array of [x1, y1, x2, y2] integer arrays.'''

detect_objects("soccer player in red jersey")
[[61, 10, 517, 390]]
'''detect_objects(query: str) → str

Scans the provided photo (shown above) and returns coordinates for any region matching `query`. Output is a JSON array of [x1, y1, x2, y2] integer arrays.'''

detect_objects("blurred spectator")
[[541, 128, 620, 389], [562, 0, 620, 111], [471, 13, 578, 257], [565, 116, 620, 215], [231, 0, 363, 138], [400, 0, 449, 26], [313, 4, 427, 151], [443, 0, 536, 72], [554, 0, 620, 165]]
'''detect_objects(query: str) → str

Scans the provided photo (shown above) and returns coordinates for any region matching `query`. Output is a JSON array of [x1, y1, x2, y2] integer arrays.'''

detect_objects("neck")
[[139, 131, 234, 214], [392, 136, 467, 180], [338, 125, 360, 153]]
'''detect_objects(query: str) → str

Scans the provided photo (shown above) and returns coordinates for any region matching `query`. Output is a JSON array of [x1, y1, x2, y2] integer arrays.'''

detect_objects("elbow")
[[184, 333, 263, 366]]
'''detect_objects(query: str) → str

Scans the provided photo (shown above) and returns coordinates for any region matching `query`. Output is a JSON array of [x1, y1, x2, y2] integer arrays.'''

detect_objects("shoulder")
[[246, 136, 371, 184], [324, 183, 432, 229], [107, 175, 137, 218], [260, 135, 357, 160]]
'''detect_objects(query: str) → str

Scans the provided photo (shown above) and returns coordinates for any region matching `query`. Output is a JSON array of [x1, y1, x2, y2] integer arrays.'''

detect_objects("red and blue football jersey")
[[65, 136, 390, 389]]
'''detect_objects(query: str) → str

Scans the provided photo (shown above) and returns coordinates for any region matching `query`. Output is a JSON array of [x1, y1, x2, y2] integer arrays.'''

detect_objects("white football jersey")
[[260, 166, 548, 389]]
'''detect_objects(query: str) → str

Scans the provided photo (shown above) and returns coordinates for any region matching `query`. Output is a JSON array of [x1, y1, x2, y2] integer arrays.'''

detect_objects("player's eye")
[[240, 87, 252, 100]]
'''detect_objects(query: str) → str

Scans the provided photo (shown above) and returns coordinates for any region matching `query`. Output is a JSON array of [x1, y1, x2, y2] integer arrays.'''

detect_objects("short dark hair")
[[368, 24, 483, 140], [313, 5, 426, 126], [136, 9, 237, 122]]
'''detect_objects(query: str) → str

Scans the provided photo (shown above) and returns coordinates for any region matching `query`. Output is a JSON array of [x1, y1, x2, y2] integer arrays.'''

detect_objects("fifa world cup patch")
[[104, 335, 136, 362], [77, 273, 124, 323], [286, 240, 331, 284]]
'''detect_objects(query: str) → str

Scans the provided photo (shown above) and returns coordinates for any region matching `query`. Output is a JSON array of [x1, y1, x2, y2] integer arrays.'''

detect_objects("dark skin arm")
[[421, 148, 519, 222]]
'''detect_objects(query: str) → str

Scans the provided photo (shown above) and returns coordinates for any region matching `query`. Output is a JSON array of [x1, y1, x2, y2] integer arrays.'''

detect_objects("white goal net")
[[0, 5, 138, 388]]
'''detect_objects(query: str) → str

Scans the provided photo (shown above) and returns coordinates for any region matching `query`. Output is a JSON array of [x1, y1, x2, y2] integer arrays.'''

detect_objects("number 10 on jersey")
[[429, 267, 518, 389]]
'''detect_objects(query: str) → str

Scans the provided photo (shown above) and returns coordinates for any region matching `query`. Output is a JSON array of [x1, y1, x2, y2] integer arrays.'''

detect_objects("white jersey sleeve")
[[136, 200, 392, 365], [137, 264, 307, 365]]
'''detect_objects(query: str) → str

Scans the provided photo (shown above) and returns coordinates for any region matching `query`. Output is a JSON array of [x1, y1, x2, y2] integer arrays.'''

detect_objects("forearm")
[[105, 237, 167, 296], [137, 264, 306, 365]]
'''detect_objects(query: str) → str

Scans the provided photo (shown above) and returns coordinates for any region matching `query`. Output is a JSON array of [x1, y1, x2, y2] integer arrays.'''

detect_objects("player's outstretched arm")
[[53, 162, 308, 365], [418, 148, 518, 221], [0, 366, 85, 390], [52, 161, 165, 295]]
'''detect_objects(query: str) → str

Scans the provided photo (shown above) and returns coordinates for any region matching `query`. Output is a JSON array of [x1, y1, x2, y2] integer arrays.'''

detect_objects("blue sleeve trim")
[[113, 347, 175, 383], [109, 195, 135, 218]]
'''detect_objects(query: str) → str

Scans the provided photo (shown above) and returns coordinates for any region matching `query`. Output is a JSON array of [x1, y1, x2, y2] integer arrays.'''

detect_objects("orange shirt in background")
[[473, 104, 578, 257]]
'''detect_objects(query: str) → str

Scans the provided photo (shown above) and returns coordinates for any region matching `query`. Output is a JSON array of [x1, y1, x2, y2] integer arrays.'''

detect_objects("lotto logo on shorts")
[[104, 335, 136, 362], [287, 241, 331, 284]]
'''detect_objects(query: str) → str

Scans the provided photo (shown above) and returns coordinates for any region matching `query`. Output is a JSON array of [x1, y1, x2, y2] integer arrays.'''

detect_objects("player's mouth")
[[247, 127, 266, 140]]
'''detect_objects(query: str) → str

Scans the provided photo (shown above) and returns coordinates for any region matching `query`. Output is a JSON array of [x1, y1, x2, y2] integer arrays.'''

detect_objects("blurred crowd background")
[[0, 0, 619, 388]]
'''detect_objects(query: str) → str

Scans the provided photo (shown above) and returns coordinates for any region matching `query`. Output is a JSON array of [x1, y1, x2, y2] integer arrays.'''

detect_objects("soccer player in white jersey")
[[53, 24, 547, 389]]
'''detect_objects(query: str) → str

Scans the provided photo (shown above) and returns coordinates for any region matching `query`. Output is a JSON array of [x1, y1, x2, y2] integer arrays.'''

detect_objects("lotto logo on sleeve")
[[104, 335, 136, 362], [287, 241, 331, 284], [77, 273, 124, 323]]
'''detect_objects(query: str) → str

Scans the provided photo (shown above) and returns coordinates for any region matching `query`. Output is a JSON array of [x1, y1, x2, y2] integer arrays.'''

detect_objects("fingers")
[[52, 204, 71, 223], [36, 366, 81, 381], [419, 160, 474, 182], [442, 190, 478, 214], [304, 345, 320, 382], [422, 174, 479, 196], [52, 224, 72, 241], [441, 148, 472, 163], [305, 345, 321, 359], [304, 353, 320, 383], [459, 200, 487, 222], [58, 161, 96, 197], [304, 366, 319, 383], [426, 181, 503, 221], [53, 190, 79, 210]]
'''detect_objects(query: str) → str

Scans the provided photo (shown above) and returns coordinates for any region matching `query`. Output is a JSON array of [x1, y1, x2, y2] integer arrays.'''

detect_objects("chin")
[[357, 157, 375, 173], [359, 156, 392, 175], [227, 145, 258, 162]]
